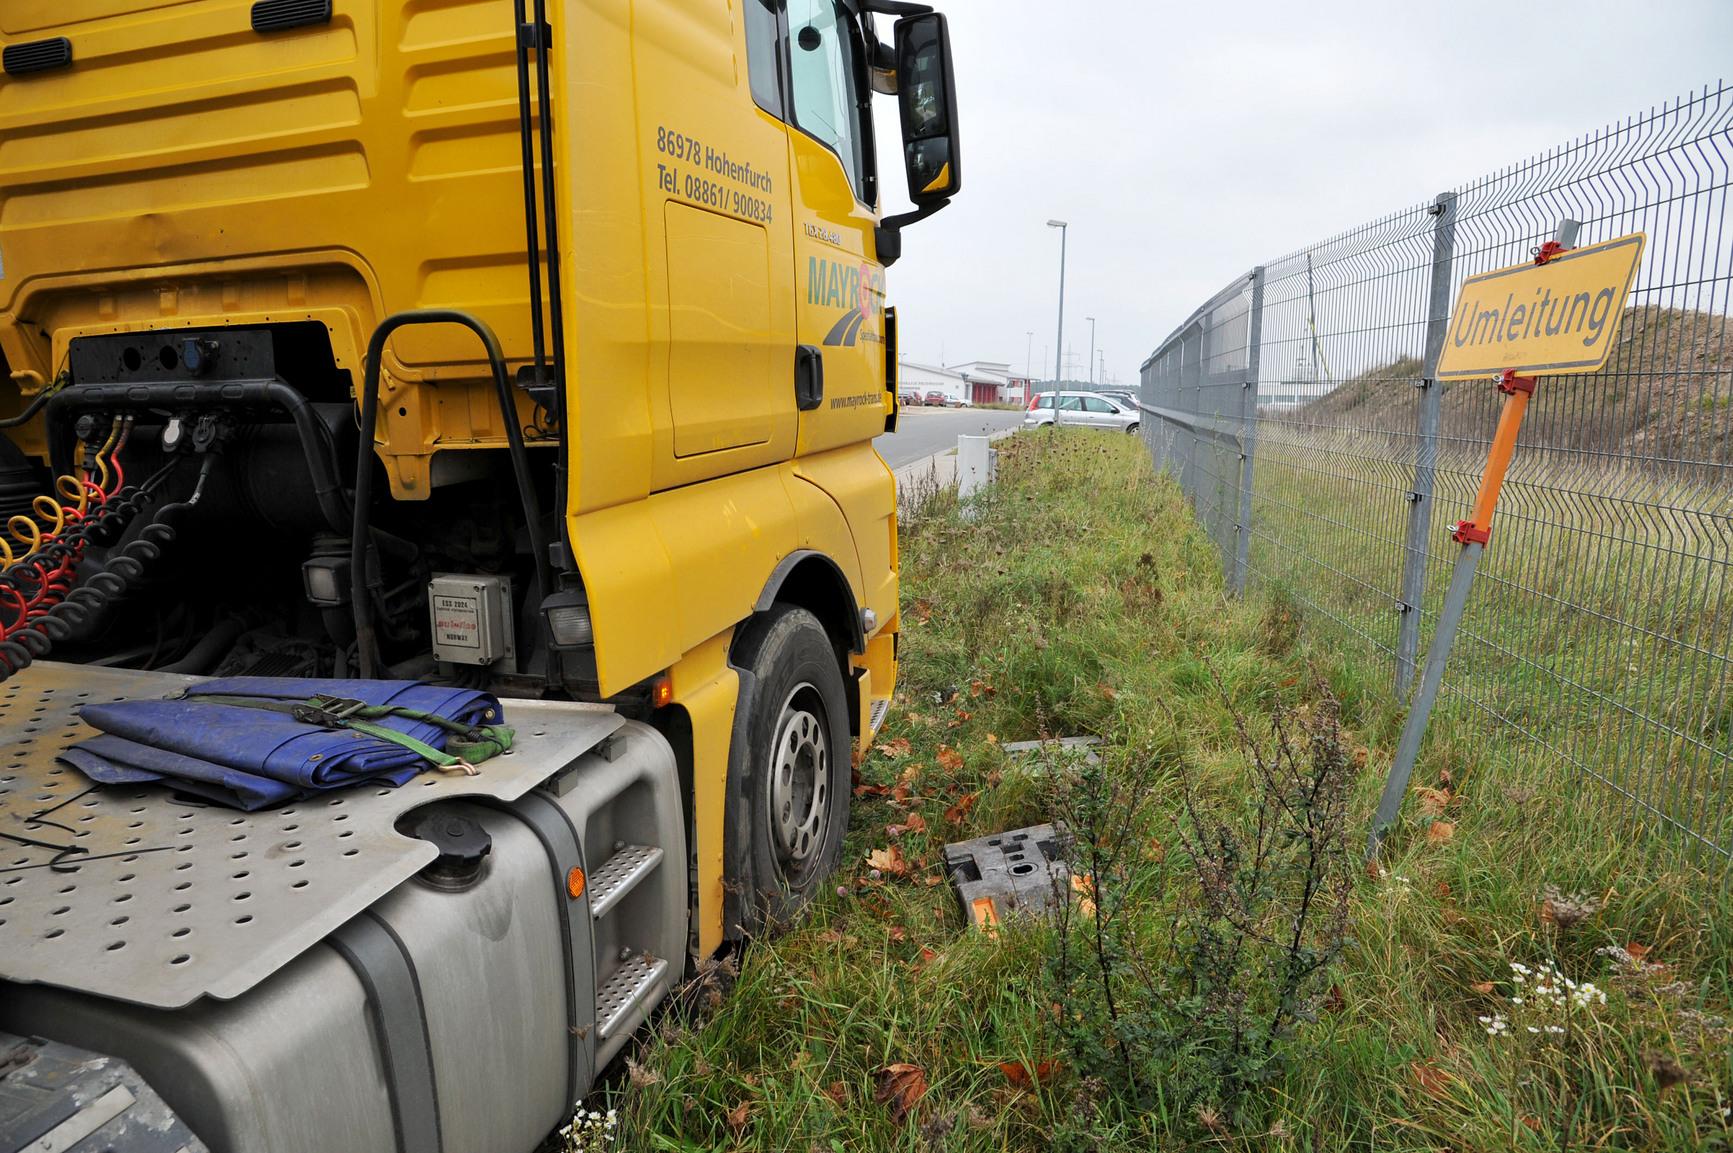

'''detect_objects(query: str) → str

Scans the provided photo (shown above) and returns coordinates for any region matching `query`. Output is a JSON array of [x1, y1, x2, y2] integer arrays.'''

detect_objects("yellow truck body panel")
[[0, 0, 900, 953]]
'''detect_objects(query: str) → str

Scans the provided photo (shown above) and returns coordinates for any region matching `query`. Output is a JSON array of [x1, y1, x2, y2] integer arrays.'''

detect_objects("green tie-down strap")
[[197, 693, 516, 775]]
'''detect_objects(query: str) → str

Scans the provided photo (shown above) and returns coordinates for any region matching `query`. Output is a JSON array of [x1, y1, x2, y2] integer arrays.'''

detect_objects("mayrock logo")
[[808, 256, 883, 346]]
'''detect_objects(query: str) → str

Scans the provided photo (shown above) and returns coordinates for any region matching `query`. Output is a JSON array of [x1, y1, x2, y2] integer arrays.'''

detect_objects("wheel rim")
[[768, 683, 830, 877]]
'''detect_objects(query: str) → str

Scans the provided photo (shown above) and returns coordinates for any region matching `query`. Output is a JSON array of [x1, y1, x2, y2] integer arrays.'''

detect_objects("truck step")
[[595, 953, 669, 1041], [587, 843, 664, 920]]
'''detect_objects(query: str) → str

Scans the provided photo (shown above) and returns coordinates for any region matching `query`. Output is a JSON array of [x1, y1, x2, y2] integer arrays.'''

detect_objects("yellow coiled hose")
[[0, 417, 126, 571]]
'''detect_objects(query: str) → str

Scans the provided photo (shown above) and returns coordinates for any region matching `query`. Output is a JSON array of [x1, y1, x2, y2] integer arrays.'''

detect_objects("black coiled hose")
[[0, 461, 189, 682]]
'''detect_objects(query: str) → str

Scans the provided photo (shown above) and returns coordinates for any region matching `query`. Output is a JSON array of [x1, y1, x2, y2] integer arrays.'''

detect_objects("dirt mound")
[[1279, 307, 1731, 469]]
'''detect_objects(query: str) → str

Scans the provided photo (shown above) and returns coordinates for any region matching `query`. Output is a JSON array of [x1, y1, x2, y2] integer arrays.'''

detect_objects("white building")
[[897, 359, 970, 405], [945, 360, 1010, 405], [898, 357, 1033, 406]]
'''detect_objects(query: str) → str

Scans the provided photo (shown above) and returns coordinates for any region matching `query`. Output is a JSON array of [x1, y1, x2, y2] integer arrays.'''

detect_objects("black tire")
[[1126, 423, 1140, 434], [726, 605, 851, 934]]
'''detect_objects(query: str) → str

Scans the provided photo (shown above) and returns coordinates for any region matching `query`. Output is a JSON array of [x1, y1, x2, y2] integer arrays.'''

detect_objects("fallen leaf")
[[936, 746, 964, 773], [726, 1100, 751, 1135], [891, 784, 913, 804], [1471, 981, 1496, 995], [1070, 873, 1097, 918], [944, 792, 979, 824], [1410, 1060, 1452, 1099], [860, 894, 894, 919], [854, 782, 889, 798], [823, 1081, 850, 1107], [1434, 881, 1452, 900], [1520, 1115, 1542, 1132], [902, 813, 928, 834], [1323, 984, 1345, 1014], [985, 733, 999, 744], [876, 737, 912, 758], [1414, 786, 1452, 817], [914, 946, 938, 967], [887, 925, 907, 942], [1626, 941, 1652, 962], [998, 1059, 1062, 1089], [1426, 820, 1455, 845], [873, 1062, 927, 1125], [1096, 682, 1118, 701], [867, 846, 909, 876]]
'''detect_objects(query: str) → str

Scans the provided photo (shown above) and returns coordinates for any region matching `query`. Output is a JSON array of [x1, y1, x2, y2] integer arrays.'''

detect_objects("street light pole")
[[1025, 331, 1033, 379], [1086, 316, 1096, 385], [1047, 220, 1068, 423]]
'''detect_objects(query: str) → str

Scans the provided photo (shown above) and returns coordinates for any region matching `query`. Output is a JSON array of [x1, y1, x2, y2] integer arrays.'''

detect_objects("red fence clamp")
[[1451, 520, 1491, 546], [1533, 240, 1567, 265], [1497, 370, 1537, 396]]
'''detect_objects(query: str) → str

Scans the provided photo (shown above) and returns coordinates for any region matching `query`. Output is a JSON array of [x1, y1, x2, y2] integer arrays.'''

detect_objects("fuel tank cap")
[[405, 809, 492, 890]]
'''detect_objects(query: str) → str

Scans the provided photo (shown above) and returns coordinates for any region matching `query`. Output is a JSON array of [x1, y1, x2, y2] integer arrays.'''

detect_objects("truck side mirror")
[[895, 13, 960, 204]]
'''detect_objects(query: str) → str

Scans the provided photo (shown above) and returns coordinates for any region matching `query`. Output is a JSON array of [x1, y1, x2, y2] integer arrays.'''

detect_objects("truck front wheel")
[[728, 605, 850, 933]]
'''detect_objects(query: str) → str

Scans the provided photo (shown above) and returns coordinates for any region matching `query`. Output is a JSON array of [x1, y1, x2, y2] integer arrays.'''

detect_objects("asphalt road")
[[873, 406, 1025, 469]]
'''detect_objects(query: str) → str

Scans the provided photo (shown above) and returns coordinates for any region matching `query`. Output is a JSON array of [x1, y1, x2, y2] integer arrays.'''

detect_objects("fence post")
[[1395, 192, 1458, 696], [1232, 267, 1265, 595], [1181, 325, 1202, 509]]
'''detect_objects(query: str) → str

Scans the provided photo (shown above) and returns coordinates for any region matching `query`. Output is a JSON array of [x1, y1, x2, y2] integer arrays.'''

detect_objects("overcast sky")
[[876, 0, 1733, 385]]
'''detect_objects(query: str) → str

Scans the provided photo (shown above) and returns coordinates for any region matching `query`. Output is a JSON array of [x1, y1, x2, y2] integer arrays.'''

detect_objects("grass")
[[593, 430, 1733, 1152], [1238, 404, 1733, 853]]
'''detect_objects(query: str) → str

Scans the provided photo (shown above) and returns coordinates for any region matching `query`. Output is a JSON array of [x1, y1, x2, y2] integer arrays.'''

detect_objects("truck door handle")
[[794, 345, 824, 411]]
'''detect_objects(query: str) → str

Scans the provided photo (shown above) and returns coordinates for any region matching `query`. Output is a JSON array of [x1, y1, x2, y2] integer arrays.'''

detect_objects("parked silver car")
[[1024, 390, 1140, 432]]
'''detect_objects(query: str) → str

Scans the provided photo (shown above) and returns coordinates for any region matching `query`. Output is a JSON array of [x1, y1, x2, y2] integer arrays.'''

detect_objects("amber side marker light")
[[566, 867, 586, 899], [651, 675, 674, 709]]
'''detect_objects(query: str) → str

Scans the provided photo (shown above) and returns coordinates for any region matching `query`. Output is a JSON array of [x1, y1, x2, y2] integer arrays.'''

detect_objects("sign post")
[[1367, 222, 1645, 857]]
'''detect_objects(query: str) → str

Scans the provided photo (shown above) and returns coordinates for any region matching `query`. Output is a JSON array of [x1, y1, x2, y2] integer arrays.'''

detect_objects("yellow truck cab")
[[0, 1, 961, 1148]]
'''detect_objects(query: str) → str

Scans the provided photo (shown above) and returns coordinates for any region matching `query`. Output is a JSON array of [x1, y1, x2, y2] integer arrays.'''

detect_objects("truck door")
[[636, 0, 797, 486], [783, 0, 888, 455]]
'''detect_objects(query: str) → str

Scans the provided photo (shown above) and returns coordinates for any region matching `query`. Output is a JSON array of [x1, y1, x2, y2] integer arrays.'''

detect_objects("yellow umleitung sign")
[[1436, 233, 1645, 380]]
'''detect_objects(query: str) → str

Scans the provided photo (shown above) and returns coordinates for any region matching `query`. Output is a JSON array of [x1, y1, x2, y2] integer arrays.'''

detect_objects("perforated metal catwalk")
[[0, 662, 622, 1009]]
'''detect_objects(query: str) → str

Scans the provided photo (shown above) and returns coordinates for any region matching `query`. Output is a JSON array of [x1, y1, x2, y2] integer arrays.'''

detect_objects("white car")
[[1024, 390, 1139, 432]]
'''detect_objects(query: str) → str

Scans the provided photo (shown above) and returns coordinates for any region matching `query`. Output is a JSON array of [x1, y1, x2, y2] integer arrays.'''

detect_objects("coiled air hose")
[[0, 423, 189, 683]]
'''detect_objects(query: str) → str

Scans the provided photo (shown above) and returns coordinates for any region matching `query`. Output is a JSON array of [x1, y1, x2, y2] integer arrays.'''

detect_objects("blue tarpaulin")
[[60, 678, 507, 810]]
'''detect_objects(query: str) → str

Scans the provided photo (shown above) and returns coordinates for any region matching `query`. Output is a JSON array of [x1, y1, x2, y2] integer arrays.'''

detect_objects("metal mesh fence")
[[1139, 83, 1733, 861]]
